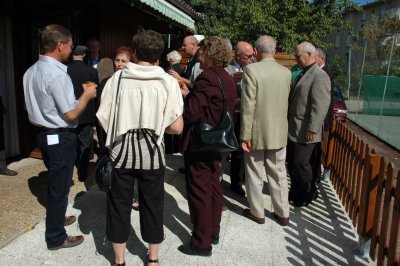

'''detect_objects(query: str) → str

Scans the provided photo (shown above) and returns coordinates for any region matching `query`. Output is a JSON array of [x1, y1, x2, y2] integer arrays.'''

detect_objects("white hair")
[[166, 50, 182, 64], [255, 35, 276, 53], [297, 41, 315, 55]]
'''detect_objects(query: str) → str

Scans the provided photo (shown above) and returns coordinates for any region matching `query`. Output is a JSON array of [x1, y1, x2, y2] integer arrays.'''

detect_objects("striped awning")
[[138, 0, 196, 31]]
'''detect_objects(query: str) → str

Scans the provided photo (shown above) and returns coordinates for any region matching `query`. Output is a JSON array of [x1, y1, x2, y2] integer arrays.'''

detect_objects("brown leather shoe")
[[64, 215, 76, 226], [272, 212, 289, 226], [243, 208, 265, 224], [48, 235, 84, 250]]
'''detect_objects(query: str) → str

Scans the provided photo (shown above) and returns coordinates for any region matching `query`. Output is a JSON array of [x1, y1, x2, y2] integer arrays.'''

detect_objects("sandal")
[[147, 257, 159, 265]]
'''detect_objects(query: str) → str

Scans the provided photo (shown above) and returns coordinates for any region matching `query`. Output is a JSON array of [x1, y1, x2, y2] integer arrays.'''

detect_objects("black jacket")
[[67, 60, 99, 124]]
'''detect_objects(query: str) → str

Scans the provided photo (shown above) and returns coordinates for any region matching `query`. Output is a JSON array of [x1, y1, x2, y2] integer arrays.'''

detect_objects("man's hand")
[[241, 140, 252, 152], [82, 83, 97, 99], [179, 81, 189, 97], [168, 69, 181, 79], [305, 130, 316, 142]]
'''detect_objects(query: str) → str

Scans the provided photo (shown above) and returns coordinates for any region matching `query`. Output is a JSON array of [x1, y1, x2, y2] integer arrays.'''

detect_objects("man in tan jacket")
[[240, 35, 291, 226]]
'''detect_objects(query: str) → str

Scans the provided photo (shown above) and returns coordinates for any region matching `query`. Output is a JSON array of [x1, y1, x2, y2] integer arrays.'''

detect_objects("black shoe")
[[178, 243, 212, 257], [231, 185, 245, 197], [211, 235, 219, 245], [292, 191, 319, 207], [178, 167, 186, 174], [0, 167, 17, 176]]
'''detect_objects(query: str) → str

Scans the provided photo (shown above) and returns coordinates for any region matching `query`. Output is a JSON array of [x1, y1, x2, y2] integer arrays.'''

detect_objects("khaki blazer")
[[240, 57, 291, 150], [288, 63, 331, 143]]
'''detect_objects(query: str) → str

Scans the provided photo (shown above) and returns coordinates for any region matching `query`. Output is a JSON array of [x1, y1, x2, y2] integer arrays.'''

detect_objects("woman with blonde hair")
[[178, 36, 237, 256]]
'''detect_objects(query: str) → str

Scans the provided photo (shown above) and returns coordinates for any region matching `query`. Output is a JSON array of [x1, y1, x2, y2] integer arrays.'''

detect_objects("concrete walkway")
[[0, 154, 375, 265]]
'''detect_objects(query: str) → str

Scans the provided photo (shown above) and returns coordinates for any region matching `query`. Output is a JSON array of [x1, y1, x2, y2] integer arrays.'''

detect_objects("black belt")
[[40, 127, 76, 133]]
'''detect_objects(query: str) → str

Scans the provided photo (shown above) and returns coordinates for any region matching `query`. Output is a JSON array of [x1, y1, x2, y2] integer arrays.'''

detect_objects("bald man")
[[168, 35, 200, 87], [224, 41, 255, 196]]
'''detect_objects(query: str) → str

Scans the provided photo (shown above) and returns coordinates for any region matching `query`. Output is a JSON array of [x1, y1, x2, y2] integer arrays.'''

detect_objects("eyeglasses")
[[239, 53, 254, 59]]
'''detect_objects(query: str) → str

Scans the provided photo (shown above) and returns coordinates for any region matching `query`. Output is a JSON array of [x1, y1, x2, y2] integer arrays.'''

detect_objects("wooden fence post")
[[357, 147, 381, 258]]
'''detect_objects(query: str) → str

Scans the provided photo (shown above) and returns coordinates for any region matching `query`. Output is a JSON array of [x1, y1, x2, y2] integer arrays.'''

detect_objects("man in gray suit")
[[287, 42, 331, 207], [240, 36, 291, 226]]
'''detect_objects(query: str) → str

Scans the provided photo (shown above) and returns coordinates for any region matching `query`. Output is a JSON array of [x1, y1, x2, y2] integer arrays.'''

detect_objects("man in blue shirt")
[[23, 24, 97, 250]]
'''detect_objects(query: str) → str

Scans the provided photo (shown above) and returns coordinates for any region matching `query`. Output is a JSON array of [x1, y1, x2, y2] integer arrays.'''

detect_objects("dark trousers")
[[76, 124, 93, 181], [95, 122, 107, 158], [106, 167, 165, 244], [287, 140, 317, 203], [230, 112, 244, 187], [184, 152, 223, 249], [37, 131, 76, 248], [311, 142, 322, 182], [0, 106, 5, 166]]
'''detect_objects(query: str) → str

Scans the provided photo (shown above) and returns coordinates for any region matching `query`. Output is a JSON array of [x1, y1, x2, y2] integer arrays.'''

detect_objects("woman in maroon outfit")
[[178, 36, 237, 256]]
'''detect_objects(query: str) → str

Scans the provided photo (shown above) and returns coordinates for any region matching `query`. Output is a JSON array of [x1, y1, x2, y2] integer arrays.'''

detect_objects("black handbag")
[[189, 72, 239, 154], [95, 72, 122, 192]]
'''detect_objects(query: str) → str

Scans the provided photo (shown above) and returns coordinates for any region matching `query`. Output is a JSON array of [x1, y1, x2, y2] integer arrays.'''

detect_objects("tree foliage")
[[359, 14, 400, 76], [192, 0, 359, 52]]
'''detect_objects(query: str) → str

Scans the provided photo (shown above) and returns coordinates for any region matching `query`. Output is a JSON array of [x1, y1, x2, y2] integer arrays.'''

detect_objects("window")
[[361, 12, 367, 21]]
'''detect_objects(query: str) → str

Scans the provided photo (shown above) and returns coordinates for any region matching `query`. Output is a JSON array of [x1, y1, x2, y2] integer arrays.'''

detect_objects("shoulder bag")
[[95, 72, 122, 192], [189, 71, 239, 154]]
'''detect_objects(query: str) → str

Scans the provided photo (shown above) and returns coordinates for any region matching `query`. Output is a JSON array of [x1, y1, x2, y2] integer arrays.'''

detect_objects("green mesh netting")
[[363, 75, 400, 116]]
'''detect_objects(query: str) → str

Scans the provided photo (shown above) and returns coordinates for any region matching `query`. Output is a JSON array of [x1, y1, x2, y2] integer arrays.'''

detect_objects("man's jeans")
[[38, 131, 76, 248]]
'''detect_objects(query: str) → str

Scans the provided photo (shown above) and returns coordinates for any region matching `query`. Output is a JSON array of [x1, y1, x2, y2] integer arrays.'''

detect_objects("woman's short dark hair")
[[40, 24, 72, 54], [132, 30, 164, 63], [199, 36, 231, 68], [114, 46, 134, 62]]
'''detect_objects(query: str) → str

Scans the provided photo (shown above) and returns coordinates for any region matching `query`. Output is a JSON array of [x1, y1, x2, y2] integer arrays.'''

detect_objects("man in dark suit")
[[168, 35, 200, 88], [287, 42, 331, 207], [68, 45, 99, 181], [225, 41, 254, 196], [311, 48, 335, 183], [0, 62, 17, 176], [85, 38, 101, 69]]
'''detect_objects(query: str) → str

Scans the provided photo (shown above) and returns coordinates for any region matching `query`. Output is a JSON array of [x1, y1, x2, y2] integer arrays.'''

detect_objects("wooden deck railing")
[[322, 120, 400, 265]]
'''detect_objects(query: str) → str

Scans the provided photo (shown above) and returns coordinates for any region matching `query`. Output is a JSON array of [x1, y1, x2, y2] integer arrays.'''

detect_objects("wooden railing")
[[177, 50, 297, 70], [322, 120, 400, 265]]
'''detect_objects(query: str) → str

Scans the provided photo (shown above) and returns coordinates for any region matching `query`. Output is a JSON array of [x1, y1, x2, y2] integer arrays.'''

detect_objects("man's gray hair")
[[297, 41, 315, 55], [255, 35, 276, 53], [315, 48, 326, 61]]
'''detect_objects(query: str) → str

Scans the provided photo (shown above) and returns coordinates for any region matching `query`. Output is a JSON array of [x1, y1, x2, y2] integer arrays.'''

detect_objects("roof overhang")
[[138, 0, 196, 32]]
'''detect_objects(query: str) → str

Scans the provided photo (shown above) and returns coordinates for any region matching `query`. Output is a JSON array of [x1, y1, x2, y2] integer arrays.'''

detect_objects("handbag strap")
[[214, 71, 230, 115], [109, 72, 123, 149]]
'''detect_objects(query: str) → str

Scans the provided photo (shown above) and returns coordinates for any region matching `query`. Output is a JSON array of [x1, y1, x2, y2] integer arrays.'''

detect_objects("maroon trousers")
[[184, 152, 223, 249]]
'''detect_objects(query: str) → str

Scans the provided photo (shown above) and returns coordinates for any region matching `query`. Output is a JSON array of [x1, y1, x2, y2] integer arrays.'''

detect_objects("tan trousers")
[[244, 147, 289, 218]]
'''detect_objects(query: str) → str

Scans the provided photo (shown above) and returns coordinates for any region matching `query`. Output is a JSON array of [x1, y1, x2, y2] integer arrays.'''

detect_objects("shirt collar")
[[232, 60, 242, 71], [303, 62, 315, 73], [39, 55, 68, 72]]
